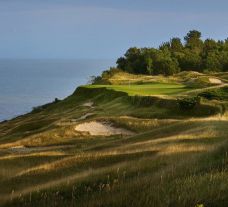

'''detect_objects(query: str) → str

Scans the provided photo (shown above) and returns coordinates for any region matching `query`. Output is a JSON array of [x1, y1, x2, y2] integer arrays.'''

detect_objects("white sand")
[[75, 121, 133, 136], [82, 102, 94, 107]]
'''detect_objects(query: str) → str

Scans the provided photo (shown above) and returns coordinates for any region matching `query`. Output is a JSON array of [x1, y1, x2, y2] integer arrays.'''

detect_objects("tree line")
[[116, 30, 228, 75]]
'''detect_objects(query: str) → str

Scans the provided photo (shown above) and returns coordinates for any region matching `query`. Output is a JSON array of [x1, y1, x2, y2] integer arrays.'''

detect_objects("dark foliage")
[[116, 30, 228, 75], [178, 97, 200, 110], [198, 87, 228, 100], [32, 98, 61, 113]]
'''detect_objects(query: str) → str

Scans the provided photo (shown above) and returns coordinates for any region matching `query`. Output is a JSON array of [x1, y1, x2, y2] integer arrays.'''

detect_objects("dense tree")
[[184, 30, 203, 51], [179, 50, 202, 71], [116, 30, 228, 75], [202, 39, 218, 57], [116, 57, 127, 71], [204, 52, 222, 72], [170, 38, 183, 52], [220, 51, 228, 71], [159, 42, 170, 51]]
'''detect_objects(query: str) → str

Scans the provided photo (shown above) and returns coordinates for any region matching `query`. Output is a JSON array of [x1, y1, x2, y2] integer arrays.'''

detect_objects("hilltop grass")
[[85, 83, 190, 96]]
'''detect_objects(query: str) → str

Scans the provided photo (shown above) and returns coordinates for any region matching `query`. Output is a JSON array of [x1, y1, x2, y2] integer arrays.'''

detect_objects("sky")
[[0, 0, 228, 59]]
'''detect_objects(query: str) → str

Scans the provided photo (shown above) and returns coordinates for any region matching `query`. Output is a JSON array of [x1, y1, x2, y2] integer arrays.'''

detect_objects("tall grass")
[[0, 72, 227, 206]]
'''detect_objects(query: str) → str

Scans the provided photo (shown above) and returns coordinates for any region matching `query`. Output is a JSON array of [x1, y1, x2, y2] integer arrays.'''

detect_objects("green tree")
[[184, 30, 203, 52], [116, 57, 127, 70], [159, 42, 171, 51], [220, 51, 228, 71], [179, 50, 202, 72], [170, 37, 183, 52], [204, 52, 222, 72], [202, 39, 218, 57], [153, 50, 180, 75], [115, 30, 228, 75]]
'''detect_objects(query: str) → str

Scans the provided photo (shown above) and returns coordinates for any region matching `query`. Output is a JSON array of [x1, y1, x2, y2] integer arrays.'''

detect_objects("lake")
[[0, 59, 115, 121]]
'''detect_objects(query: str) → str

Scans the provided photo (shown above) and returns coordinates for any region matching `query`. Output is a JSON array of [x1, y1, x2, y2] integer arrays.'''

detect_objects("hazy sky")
[[0, 0, 228, 59]]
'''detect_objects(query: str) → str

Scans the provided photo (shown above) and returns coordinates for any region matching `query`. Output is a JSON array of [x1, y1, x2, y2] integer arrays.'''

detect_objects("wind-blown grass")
[[0, 71, 227, 207]]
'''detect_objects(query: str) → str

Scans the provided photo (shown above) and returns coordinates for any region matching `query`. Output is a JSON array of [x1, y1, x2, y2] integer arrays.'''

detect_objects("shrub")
[[198, 91, 221, 100], [178, 96, 200, 110], [32, 98, 61, 113], [129, 96, 158, 106], [198, 87, 228, 100]]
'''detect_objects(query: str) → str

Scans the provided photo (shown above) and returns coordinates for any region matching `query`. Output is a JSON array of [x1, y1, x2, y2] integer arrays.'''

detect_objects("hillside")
[[0, 71, 228, 207]]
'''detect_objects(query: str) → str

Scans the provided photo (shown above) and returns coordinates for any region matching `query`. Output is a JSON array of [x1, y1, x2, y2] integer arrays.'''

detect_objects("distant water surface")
[[0, 59, 115, 121]]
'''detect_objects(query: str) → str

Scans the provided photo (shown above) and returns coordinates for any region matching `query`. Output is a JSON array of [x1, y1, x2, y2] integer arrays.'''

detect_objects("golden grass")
[[0, 71, 228, 206], [0, 115, 227, 204], [0, 151, 66, 161]]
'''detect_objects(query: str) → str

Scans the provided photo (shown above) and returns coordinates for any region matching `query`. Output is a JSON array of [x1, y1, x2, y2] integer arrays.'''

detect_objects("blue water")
[[0, 59, 115, 121]]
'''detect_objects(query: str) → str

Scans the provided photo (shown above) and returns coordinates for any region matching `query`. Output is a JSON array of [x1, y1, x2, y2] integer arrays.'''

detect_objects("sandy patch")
[[82, 101, 94, 107], [209, 78, 222, 84], [75, 121, 134, 136]]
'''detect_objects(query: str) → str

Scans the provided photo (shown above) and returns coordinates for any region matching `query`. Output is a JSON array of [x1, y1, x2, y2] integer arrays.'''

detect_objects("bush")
[[198, 87, 228, 100], [90, 68, 122, 84], [129, 96, 158, 106], [178, 96, 200, 110], [198, 91, 220, 100], [89, 75, 102, 84], [32, 98, 61, 113]]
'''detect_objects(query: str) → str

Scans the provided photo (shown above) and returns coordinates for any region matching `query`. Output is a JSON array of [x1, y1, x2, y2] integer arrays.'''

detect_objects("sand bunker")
[[209, 78, 222, 84], [75, 121, 133, 136], [82, 102, 94, 107]]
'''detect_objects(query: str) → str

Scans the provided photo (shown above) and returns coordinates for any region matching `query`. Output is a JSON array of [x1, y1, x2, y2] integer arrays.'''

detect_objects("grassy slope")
[[0, 72, 228, 207]]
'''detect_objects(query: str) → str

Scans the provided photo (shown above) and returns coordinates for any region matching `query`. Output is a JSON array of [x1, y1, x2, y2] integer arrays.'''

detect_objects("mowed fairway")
[[86, 83, 190, 96]]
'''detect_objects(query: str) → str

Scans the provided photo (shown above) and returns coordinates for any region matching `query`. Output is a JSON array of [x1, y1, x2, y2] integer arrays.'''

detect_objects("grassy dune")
[[0, 71, 228, 207]]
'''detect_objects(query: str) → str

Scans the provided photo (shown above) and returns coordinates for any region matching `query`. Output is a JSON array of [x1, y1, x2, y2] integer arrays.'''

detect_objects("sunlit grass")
[[85, 83, 190, 96], [0, 71, 227, 206]]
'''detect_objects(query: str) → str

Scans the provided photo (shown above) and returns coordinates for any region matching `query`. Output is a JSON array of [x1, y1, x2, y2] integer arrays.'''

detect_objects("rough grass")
[[1, 120, 228, 207], [0, 71, 228, 207]]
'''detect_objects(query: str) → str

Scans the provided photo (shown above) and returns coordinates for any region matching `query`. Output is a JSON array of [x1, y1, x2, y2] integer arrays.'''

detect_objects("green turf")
[[85, 83, 190, 96]]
